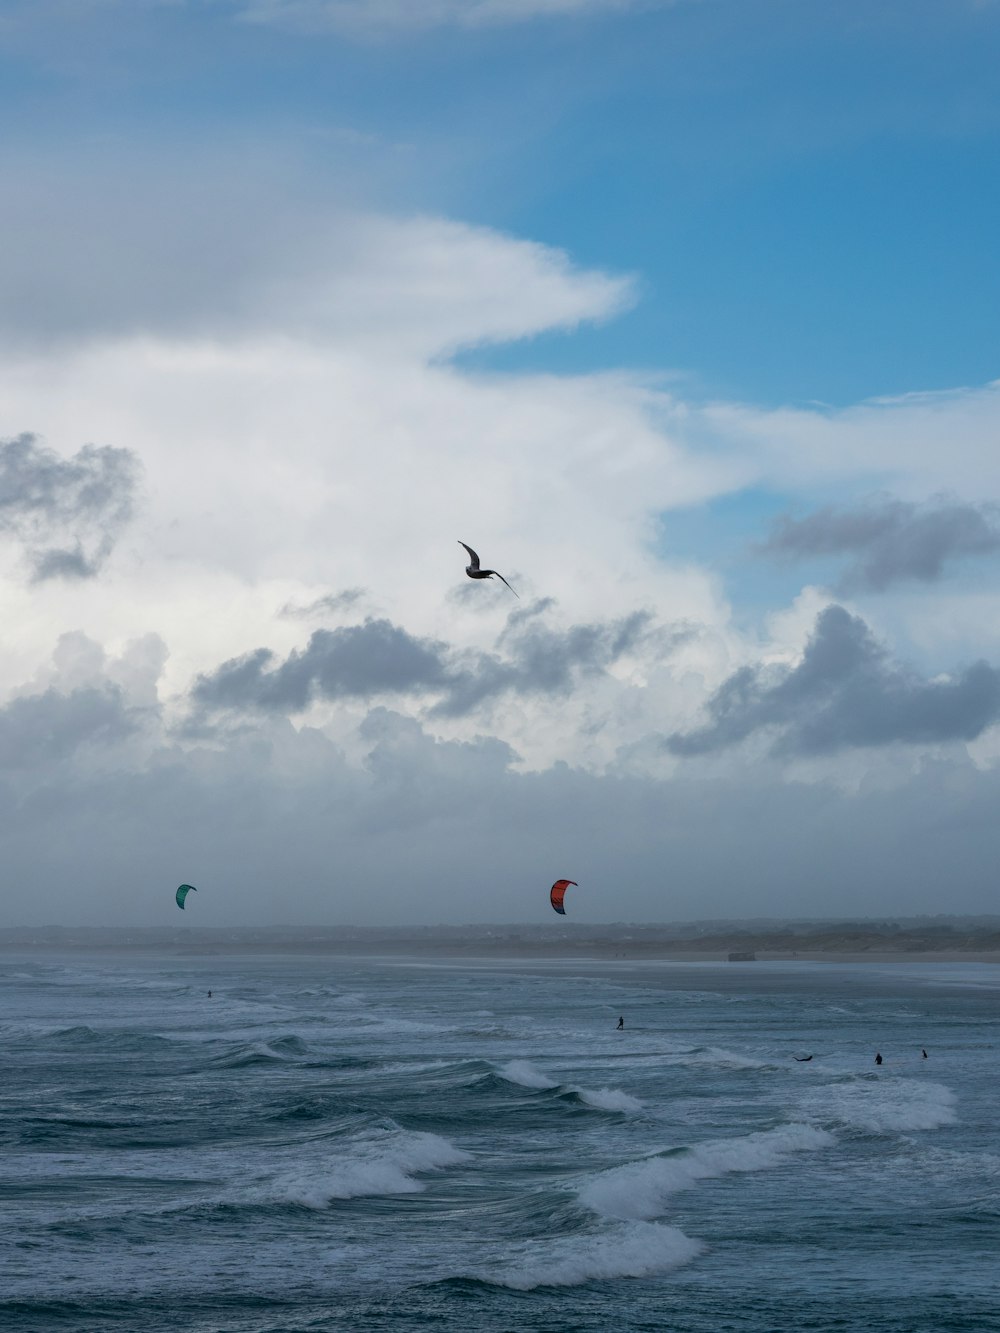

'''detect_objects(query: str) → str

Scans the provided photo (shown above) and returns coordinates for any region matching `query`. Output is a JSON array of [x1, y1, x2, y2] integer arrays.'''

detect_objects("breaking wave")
[[479, 1221, 702, 1289], [210, 1037, 310, 1068], [497, 1060, 558, 1090], [574, 1086, 643, 1113], [496, 1061, 641, 1111], [812, 1079, 957, 1134], [264, 1131, 470, 1208], [578, 1123, 833, 1220]]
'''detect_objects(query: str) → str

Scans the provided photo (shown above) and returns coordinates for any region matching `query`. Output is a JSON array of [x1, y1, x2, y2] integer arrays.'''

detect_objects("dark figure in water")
[[875, 1052, 883, 1065], [793, 1055, 813, 1062], [616, 1016, 624, 1030], [207, 990, 212, 998], [922, 1048, 928, 1059]]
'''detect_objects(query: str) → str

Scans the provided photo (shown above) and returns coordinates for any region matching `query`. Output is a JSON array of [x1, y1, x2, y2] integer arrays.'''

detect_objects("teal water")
[[1, 953, 998, 1332]]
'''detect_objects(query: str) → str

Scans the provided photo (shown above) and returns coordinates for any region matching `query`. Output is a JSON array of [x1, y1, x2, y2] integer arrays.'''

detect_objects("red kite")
[[550, 879, 577, 915]]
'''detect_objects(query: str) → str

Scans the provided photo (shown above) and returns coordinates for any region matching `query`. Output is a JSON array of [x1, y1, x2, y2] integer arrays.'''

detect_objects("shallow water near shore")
[[2, 952, 998, 1332]]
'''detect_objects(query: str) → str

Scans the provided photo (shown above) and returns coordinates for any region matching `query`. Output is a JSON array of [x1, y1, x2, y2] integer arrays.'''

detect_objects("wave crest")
[[481, 1221, 702, 1289], [816, 1079, 957, 1134], [268, 1131, 470, 1208], [579, 1123, 833, 1220], [497, 1060, 558, 1090], [575, 1087, 643, 1113]]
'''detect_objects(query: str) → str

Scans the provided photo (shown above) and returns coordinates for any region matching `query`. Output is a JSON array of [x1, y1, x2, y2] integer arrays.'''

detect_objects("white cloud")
[[280, 213, 636, 356], [0, 141, 634, 353], [5, 172, 1000, 922], [698, 381, 1000, 499], [0, 199, 734, 775], [0, 333, 729, 769], [4, 201, 1000, 780]]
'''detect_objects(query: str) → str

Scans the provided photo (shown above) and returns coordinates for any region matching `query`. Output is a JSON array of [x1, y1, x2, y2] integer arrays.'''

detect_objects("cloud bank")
[[5, 643, 1000, 927], [4, 146, 1000, 925], [668, 605, 1000, 757], [0, 165, 633, 353], [761, 496, 1000, 592], [192, 607, 653, 720]]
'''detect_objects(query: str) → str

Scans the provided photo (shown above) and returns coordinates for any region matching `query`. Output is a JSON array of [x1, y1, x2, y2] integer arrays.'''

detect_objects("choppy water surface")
[[1, 952, 997, 1332]]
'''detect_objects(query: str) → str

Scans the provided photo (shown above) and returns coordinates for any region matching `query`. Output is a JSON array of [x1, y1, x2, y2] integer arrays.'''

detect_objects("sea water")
[[1, 952, 998, 1332]]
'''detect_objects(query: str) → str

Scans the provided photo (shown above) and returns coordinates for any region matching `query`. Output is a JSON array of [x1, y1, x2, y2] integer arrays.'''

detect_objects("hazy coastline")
[[3, 919, 998, 965]]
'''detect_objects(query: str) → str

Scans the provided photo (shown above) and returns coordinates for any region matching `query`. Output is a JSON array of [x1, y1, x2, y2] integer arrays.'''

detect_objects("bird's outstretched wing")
[[494, 571, 519, 598], [458, 541, 480, 570]]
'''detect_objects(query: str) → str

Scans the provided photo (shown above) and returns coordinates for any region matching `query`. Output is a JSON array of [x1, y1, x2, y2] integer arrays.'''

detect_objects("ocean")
[[1, 951, 997, 1332]]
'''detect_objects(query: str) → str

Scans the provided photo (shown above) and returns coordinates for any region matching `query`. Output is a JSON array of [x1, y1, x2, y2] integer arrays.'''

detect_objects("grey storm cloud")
[[192, 609, 652, 718], [760, 496, 1000, 592], [192, 619, 451, 712], [0, 433, 140, 580], [279, 589, 366, 619], [667, 604, 1000, 757], [0, 684, 136, 770], [432, 610, 651, 718]]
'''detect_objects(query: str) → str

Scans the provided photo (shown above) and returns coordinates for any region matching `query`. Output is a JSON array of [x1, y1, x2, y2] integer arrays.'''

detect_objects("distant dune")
[[2, 919, 999, 962]]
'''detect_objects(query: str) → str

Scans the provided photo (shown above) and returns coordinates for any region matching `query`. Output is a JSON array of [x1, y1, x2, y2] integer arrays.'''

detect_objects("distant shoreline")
[[2, 923, 999, 966]]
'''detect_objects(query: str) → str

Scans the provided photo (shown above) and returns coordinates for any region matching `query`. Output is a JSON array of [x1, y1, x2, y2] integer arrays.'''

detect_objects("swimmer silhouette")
[[616, 1016, 624, 1030], [875, 1052, 883, 1065]]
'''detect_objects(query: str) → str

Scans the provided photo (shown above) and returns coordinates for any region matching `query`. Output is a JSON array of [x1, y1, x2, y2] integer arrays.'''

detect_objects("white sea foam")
[[375, 1058, 453, 1077], [576, 1087, 643, 1113], [269, 1131, 470, 1208], [696, 1046, 768, 1069], [358, 1015, 447, 1034], [0, 1020, 77, 1040], [578, 1123, 834, 1220], [813, 1079, 957, 1134], [201, 997, 293, 1020], [661, 1046, 766, 1070], [496, 1063, 641, 1110], [483, 1221, 703, 1289], [497, 1060, 558, 1090]]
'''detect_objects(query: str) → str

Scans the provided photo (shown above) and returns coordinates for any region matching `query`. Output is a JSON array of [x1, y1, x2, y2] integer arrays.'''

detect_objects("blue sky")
[[4, 0, 998, 405], [2, 0, 1000, 924]]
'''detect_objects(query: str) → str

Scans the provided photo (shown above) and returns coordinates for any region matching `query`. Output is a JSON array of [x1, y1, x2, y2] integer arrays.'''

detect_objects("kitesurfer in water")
[[207, 991, 212, 998], [616, 1016, 624, 1030], [922, 1048, 928, 1059], [875, 1052, 883, 1065]]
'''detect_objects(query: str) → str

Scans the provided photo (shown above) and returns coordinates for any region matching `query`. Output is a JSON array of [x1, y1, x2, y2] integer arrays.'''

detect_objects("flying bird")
[[458, 542, 518, 597]]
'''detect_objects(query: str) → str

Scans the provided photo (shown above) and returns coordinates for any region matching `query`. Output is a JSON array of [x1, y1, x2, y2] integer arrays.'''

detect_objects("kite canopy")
[[176, 884, 197, 910], [549, 879, 577, 915]]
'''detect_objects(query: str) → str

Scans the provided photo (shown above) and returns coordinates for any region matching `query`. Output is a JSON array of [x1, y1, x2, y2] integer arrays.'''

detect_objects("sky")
[[2, 0, 1000, 926]]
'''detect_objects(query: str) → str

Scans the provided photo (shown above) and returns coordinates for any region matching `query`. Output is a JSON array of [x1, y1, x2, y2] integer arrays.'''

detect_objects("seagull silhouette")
[[458, 542, 518, 597]]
